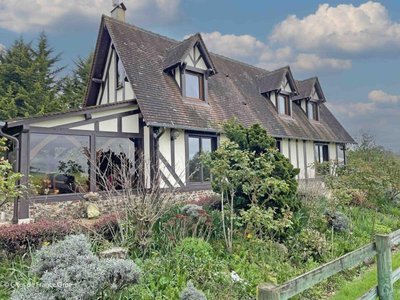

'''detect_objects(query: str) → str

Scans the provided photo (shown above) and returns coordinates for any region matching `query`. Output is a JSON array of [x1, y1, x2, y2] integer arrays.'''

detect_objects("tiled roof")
[[259, 66, 293, 94], [92, 16, 354, 143], [294, 77, 326, 102]]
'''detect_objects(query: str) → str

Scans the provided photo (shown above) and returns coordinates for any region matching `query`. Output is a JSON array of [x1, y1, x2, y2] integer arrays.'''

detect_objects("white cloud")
[[270, 2, 400, 55], [291, 53, 352, 71], [368, 90, 400, 104], [0, 0, 181, 32], [200, 31, 352, 72]]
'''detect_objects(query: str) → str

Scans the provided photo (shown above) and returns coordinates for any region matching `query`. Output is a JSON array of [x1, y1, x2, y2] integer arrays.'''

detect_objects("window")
[[185, 70, 204, 100], [116, 55, 124, 88], [337, 144, 346, 165], [277, 94, 290, 115], [275, 139, 282, 152], [188, 135, 216, 183], [29, 133, 90, 195], [307, 101, 319, 121], [314, 144, 329, 163], [96, 137, 135, 190]]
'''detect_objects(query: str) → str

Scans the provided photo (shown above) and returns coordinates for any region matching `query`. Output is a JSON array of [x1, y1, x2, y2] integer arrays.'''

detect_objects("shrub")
[[180, 281, 207, 300], [238, 205, 293, 240], [290, 229, 328, 262], [101, 258, 141, 290], [326, 133, 400, 207], [0, 220, 72, 255], [174, 237, 214, 260], [325, 210, 350, 232], [12, 234, 141, 299], [11, 286, 55, 300], [0, 138, 24, 210], [0, 214, 120, 256]]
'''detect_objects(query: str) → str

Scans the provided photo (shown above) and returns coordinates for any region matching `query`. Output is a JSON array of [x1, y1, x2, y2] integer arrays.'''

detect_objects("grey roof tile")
[[90, 16, 354, 144]]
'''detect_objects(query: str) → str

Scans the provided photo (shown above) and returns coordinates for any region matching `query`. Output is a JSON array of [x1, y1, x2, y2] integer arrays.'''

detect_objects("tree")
[[202, 120, 300, 251], [204, 120, 300, 210], [0, 33, 65, 120], [60, 52, 93, 109]]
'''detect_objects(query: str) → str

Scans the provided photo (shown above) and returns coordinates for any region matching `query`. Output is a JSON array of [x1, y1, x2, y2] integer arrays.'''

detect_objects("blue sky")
[[0, 0, 399, 151]]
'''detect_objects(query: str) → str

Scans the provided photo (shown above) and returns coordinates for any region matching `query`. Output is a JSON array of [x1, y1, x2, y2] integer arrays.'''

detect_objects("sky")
[[0, 0, 399, 152]]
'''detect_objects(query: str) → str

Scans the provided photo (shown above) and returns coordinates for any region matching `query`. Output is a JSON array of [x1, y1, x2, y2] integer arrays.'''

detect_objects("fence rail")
[[257, 229, 400, 300]]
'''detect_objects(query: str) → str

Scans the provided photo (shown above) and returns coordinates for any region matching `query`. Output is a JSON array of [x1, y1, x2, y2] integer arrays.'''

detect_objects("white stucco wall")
[[329, 143, 337, 161], [97, 46, 135, 105], [297, 140, 306, 179], [143, 126, 151, 189], [184, 45, 207, 70], [174, 129, 186, 185], [305, 141, 316, 178], [122, 114, 139, 133], [281, 139, 290, 159]]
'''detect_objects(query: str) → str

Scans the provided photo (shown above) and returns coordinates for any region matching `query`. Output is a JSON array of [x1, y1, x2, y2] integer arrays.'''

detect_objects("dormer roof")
[[293, 77, 326, 102], [258, 66, 298, 95], [163, 33, 217, 75]]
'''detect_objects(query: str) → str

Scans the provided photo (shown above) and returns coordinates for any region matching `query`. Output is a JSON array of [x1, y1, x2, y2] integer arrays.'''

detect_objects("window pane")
[[201, 138, 212, 181], [96, 137, 135, 190], [186, 72, 200, 99], [278, 95, 286, 115], [30, 134, 90, 195], [188, 137, 201, 182], [308, 102, 314, 119]]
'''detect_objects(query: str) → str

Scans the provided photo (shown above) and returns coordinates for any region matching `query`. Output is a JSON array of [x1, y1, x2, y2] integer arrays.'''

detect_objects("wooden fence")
[[257, 228, 400, 300]]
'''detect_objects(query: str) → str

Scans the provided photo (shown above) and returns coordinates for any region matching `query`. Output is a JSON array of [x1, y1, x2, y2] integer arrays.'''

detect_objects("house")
[[0, 3, 354, 222]]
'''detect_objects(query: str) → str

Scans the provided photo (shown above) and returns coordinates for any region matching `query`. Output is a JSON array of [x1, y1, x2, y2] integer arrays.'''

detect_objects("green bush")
[[289, 229, 329, 262], [327, 133, 400, 208], [203, 120, 300, 212]]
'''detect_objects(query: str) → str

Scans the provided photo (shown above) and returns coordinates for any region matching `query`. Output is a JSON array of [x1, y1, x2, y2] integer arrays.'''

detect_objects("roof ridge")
[[209, 52, 268, 73], [104, 16, 269, 74], [297, 76, 317, 83], [103, 15, 179, 44]]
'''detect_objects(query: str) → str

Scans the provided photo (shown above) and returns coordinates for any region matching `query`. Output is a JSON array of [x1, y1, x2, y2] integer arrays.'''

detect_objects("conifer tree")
[[0, 33, 65, 120], [60, 52, 93, 109]]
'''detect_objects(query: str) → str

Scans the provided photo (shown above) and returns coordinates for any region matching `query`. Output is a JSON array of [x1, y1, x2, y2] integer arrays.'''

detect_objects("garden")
[[0, 122, 399, 299]]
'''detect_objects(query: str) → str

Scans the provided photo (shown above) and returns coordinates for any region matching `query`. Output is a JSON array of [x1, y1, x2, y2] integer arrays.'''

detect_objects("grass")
[[330, 250, 400, 299]]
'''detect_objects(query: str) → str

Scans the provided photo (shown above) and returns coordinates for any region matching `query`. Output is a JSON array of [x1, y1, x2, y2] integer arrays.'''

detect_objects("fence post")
[[258, 283, 283, 300], [376, 234, 393, 300]]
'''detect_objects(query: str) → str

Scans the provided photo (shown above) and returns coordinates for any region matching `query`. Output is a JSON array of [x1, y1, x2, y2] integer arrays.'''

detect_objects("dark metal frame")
[[13, 109, 144, 216], [184, 131, 217, 189]]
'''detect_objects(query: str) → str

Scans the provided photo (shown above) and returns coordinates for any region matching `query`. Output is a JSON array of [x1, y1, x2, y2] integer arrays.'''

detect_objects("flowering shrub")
[[180, 281, 207, 300], [12, 234, 141, 300]]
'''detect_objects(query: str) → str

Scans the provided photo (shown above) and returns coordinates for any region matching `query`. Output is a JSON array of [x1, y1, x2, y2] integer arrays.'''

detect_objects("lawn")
[[330, 250, 400, 299]]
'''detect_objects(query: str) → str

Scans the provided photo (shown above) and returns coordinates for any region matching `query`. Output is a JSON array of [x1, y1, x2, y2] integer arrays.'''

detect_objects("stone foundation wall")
[[29, 189, 218, 221]]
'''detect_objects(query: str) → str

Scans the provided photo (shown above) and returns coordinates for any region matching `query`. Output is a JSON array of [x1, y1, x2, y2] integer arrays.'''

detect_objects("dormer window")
[[277, 93, 291, 116], [164, 33, 217, 103], [185, 70, 204, 100], [307, 101, 319, 121]]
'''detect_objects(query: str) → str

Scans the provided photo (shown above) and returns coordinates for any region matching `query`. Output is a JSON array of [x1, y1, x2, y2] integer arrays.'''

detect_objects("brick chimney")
[[111, 1, 126, 22]]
